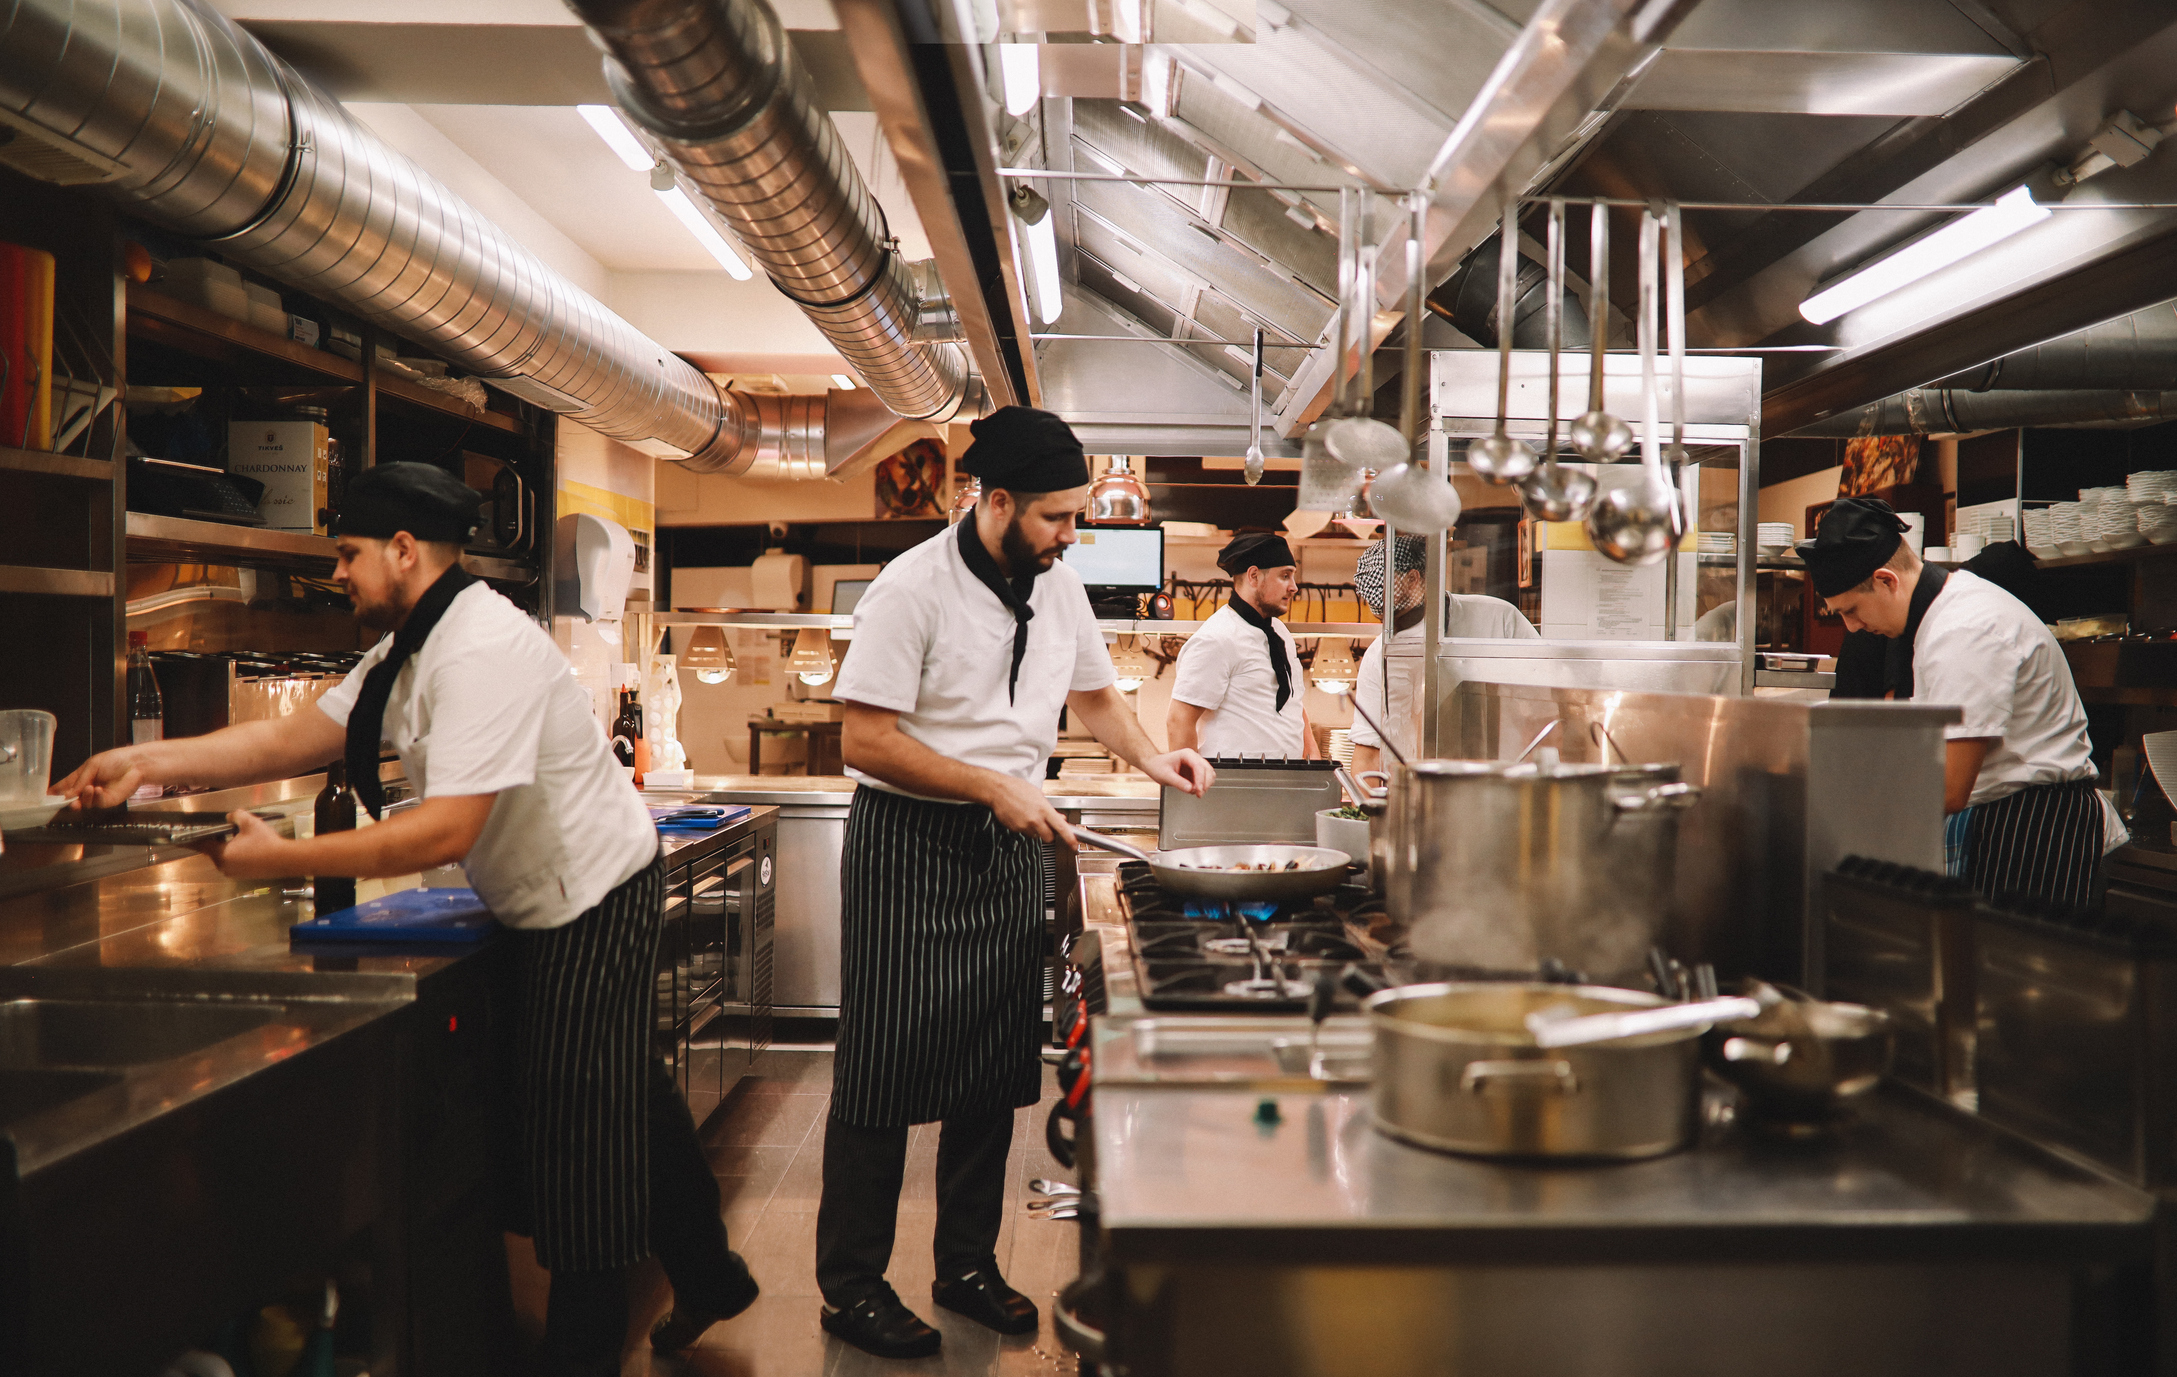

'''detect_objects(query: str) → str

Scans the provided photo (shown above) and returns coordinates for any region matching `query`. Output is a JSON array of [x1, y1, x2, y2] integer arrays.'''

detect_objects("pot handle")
[[1614, 781, 1702, 814], [1720, 1036, 1793, 1066], [1460, 1059, 1580, 1096]]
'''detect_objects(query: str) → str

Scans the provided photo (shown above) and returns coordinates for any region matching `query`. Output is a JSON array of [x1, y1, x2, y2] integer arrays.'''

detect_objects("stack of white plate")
[[2126, 470, 2177, 503], [1983, 513, 2016, 544], [2097, 500, 2150, 550], [2047, 502, 2092, 556], [1755, 522, 1795, 555], [1697, 532, 1736, 555], [2022, 507, 2055, 555], [2143, 504, 2177, 545]]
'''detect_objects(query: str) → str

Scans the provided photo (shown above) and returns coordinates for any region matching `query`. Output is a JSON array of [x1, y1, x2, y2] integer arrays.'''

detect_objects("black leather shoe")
[[650, 1257, 762, 1352], [932, 1267, 1038, 1336], [821, 1293, 943, 1359]]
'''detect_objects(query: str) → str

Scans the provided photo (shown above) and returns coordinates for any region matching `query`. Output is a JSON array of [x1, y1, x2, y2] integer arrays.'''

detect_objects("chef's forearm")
[[224, 794, 496, 879], [1067, 686, 1163, 772], [841, 706, 1016, 808], [1165, 700, 1205, 752]]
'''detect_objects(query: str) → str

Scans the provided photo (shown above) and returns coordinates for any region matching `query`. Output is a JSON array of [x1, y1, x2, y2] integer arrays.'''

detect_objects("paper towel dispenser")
[[751, 549, 810, 610], [554, 513, 636, 621]]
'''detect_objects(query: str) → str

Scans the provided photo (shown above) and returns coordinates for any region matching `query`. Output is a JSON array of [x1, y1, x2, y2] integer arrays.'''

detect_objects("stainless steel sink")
[[0, 1067, 124, 1126], [0, 999, 278, 1069]]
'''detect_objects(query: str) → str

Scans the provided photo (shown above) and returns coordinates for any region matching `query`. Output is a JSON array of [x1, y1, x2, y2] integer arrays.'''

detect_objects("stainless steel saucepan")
[[1072, 827, 1355, 904]]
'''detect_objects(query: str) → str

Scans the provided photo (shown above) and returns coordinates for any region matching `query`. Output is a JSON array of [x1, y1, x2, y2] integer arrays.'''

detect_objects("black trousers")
[[542, 1059, 751, 1377], [814, 1109, 1015, 1308]]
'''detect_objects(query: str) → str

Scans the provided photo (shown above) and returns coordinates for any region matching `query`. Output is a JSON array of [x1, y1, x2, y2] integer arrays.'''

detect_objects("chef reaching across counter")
[[1168, 532, 1317, 758], [820, 406, 1212, 1360], [1348, 534, 1538, 773], [55, 462, 755, 1374], [1800, 496, 2105, 908]]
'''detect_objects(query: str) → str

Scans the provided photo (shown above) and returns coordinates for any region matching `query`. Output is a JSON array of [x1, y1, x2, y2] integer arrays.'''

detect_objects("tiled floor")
[[622, 1048, 1084, 1377]]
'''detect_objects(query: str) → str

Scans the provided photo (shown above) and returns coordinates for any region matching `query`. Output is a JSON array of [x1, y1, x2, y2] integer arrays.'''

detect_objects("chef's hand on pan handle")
[[1142, 749, 1215, 798], [987, 774, 1076, 847]]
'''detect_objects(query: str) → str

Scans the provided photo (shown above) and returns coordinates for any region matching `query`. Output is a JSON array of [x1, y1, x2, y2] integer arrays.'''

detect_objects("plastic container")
[[0, 709, 55, 805]]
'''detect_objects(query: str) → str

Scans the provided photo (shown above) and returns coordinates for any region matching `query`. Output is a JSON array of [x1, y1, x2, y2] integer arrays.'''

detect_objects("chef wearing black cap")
[[1799, 496, 2101, 907], [816, 407, 1212, 1359], [1167, 531, 1315, 758], [58, 461, 757, 1373]]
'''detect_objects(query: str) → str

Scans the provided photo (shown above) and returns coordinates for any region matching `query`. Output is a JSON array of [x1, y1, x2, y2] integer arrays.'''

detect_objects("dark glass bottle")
[[612, 687, 650, 786], [313, 759, 359, 915]]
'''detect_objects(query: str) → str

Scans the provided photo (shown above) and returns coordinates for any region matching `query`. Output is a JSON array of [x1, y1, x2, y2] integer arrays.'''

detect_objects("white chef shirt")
[[835, 524, 1116, 796], [316, 582, 659, 930], [1350, 596, 1539, 756], [1910, 569, 2094, 807], [1170, 604, 1308, 757]]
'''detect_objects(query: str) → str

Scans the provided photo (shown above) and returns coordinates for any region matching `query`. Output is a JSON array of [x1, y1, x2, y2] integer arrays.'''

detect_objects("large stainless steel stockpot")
[[1387, 759, 1698, 981], [1366, 982, 1704, 1159]]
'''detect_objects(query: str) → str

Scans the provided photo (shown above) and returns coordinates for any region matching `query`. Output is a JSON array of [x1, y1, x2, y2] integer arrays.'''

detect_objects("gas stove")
[[1114, 859, 1391, 1013]]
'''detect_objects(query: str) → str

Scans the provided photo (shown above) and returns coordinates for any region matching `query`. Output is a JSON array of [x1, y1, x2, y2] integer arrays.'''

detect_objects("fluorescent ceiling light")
[[1799, 186, 2051, 325], [1000, 43, 1042, 118], [831, 374, 855, 389], [656, 186, 754, 280], [577, 104, 653, 172], [1023, 208, 1064, 325], [1142, 51, 1177, 117]]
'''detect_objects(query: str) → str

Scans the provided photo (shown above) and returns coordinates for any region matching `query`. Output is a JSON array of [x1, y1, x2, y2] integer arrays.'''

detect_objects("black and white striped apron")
[[1947, 778, 2102, 911], [507, 852, 664, 1272], [831, 786, 1045, 1128]]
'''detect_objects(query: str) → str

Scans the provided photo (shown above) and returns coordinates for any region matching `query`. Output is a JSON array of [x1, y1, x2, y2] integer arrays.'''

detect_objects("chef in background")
[[819, 406, 1212, 1360], [55, 463, 756, 1374], [1349, 534, 1537, 773], [1801, 497, 2105, 907], [1168, 532, 1316, 758]]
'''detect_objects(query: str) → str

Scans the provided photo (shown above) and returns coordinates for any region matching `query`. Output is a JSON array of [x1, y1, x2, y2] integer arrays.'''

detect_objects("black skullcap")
[[334, 461, 480, 543], [1216, 531, 1295, 576], [1796, 496, 1908, 598], [960, 406, 1089, 493]]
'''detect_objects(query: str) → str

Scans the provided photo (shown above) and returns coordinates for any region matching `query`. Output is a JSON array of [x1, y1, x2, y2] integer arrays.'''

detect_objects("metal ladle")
[[1518, 197, 1597, 522], [1244, 327, 1266, 486], [1466, 201, 1537, 485], [1585, 206, 1679, 567], [1322, 188, 1413, 474], [1567, 202, 1633, 461], [1360, 199, 1460, 533]]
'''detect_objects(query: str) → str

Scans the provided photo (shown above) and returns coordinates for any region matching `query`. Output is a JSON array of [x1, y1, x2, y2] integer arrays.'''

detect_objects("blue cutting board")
[[290, 887, 497, 945], [650, 803, 752, 833]]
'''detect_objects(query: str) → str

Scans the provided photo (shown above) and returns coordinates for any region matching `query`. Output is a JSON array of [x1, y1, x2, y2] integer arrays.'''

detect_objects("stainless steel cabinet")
[[655, 814, 775, 1126]]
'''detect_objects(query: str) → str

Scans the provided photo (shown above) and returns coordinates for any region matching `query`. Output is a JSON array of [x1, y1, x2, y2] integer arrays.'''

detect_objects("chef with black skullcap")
[[58, 462, 758, 1374], [818, 406, 1211, 1359], [1168, 531, 1315, 758], [1799, 496, 2103, 907]]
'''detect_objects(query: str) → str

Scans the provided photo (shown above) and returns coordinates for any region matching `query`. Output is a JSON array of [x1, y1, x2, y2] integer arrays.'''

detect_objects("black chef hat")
[[1217, 531, 1296, 576], [960, 406, 1089, 493], [1796, 496, 1908, 597], [334, 461, 480, 543]]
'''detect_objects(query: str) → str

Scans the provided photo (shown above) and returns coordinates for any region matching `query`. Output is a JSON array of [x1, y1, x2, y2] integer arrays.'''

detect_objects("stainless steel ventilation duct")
[[0, 0, 911, 477], [567, 0, 978, 443], [1790, 390, 2177, 437]]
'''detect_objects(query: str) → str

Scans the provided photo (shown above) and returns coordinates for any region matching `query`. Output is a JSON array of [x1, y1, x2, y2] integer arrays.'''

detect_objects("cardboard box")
[[228, 420, 329, 532]]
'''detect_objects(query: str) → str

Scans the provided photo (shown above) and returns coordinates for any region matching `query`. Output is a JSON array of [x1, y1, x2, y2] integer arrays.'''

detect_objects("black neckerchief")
[[1226, 596, 1293, 711], [345, 562, 479, 818], [956, 515, 1038, 703], [1884, 563, 1949, 701]]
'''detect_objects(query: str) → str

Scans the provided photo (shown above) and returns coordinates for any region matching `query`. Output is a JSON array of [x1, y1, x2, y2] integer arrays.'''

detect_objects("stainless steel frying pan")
[[1073, 827, 1355, 903]]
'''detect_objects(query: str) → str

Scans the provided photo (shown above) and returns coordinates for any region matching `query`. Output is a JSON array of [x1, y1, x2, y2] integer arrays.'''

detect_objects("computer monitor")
[[1062, 526, 1164, 594], [831, 578, 873, 614]]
